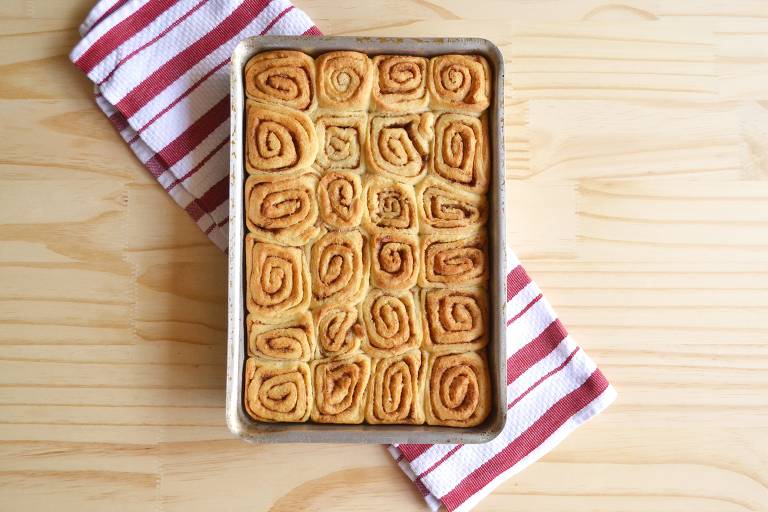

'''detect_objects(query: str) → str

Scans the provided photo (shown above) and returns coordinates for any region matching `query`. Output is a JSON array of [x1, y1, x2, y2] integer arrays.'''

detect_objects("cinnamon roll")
[[309, 230, 369, 308], [315, 112, 366, 174], [430, 112, 489, 194], [311, 353, 371, 424], [314, 303, 366, 358], [244, 358, 312, 423], [244, 50, 316, 113], [421, 288, 488, 354], [416, 176, 488, 234], [362, 176, 418, 234], [365, 112, 433, 184], [245, 235, 311, 322], [428, 54, 491, 113], [425, 351, 490, 427], [370, 233, 420, 291], [316, 51, 373, 110], [247, 312, 315, 361], [245, 172, 321, 246], [317, 171, 363, 230], [361, 289, 422, 357], [419, 233, 488, 288], [366, 350, 426, 425], [245, 101, 318, 175], [372, 55, 429, 112]]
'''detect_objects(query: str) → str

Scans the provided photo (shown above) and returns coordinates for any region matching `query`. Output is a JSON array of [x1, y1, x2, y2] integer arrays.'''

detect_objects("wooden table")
[[2, 1, 767, 510]]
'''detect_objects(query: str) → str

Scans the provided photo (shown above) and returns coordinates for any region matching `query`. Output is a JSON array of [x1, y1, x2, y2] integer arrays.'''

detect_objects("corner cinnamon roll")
[[244, 50, 316, 113], [428, 54, 491, 113], [425, 351, 490, 427], [244, 358, 312, 423]]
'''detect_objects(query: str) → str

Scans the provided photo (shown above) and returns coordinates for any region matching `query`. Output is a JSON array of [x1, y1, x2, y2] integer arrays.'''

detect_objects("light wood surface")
[[1, 0, 768, 510]]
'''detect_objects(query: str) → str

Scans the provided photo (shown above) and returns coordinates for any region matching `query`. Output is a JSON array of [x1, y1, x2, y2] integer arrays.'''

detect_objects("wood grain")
[[1, 0, 767, 510]]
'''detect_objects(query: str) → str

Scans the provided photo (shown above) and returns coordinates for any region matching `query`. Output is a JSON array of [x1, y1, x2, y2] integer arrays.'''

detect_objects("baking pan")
[[227, 36, 506, 443]]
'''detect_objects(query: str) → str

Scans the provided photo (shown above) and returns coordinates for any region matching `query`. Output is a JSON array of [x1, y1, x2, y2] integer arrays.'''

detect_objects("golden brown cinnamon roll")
[[311, 353, 371, 424], [245, 101, 318, 175], [315, 112, 366, 174], [317, 171, 363, 230], [428, 54, 491, 113], [372, 55, 429, 112], [314, 303, 366, 358], [416, 176, 488, 234], [245, 172, 321, 246], [361, 289, 422, 357], [365, 112, 433, 184], [316, 51, 373, 110], [431, 112, 489, 194], [366, 350, 426, 425], [247, 312, 315, 361], [420, 233, 488, 288], [421, 288, 488, 354], [244, 51, 316, 113], [425, 351, 490, 427], [309, 230, 369, 308], [370, 233, 420, 291], [362, 176, 418, 234], [244, 358, 312, 423], [245, 235, 311, 322]]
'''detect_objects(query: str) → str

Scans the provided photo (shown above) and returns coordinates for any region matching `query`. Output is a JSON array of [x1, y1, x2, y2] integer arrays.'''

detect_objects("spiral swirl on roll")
[[317, 51, 373, 110], [431, 113, 489, 194], [370, 233, 420, 290], [361, 289, 421, 357], [311, 353, 371, 424], [372, 55, 429, 112], [245, 172, 321, 246], [245, 236, 311, 322], [421, 288, 488, 354], [245, 101, 318, 175], [416, 176, 488, 234], [244, 358, 312, 422], [244, 50, 316, 112], [425, 352, 490, 427], [365, 113, 433, 184], [247, 312, 315, 361], [309, 231, 369, 307], [314, 303, 366, 358], [420, 233, 488, 288], [362, 176, 418, 234], [366, 350, 426, 425], [315, 112, 366, 173], [317, 171, 363, 230], [428, 54, 491, 113]]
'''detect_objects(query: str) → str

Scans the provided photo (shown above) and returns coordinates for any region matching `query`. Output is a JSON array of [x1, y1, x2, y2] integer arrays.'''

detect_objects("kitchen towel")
[[70, 2, 616, 511]]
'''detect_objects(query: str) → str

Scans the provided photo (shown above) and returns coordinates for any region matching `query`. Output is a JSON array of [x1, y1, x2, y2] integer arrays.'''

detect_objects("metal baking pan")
[[227, 36, 506, 443]]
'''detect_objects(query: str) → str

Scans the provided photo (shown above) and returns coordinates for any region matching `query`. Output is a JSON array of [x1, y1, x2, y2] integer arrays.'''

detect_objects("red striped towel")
[[71, 2, 616, 510]]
